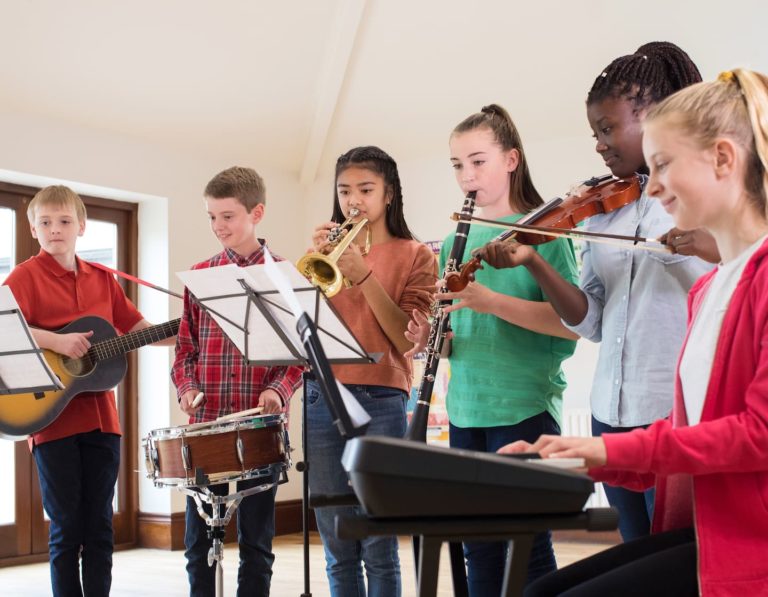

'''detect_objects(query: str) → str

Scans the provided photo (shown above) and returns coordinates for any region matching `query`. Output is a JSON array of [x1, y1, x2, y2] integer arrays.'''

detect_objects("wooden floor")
[[0, 532, 611, 596]]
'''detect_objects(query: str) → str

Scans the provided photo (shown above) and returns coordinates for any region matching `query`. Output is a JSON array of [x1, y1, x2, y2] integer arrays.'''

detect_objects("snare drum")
[[144, 413, 290, 487]]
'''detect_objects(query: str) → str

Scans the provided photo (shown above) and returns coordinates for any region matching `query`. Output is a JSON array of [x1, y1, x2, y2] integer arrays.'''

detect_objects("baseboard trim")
[[137, 511, 187, 550], [552, 529, 621, 544], [138, 499, 316, 550], [275, 498, 317, 536]]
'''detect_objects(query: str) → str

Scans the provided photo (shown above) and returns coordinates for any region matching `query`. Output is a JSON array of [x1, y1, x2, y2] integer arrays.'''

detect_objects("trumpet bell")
[[296, 253, 344, 297]]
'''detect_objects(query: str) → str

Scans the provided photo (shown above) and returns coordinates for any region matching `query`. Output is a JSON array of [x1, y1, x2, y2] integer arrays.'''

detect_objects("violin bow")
[[450, 213, 671, 253]]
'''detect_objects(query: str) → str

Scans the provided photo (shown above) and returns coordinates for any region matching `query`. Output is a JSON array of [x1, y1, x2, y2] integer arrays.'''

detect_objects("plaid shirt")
[[171, 243, 304, 423]]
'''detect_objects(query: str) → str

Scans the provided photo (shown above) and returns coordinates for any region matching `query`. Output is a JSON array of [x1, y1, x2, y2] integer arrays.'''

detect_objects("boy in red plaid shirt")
[[171, 166, 303, 597]]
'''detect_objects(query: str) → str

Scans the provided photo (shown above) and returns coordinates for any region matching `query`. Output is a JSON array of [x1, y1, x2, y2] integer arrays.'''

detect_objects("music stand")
[[0, 287, 64, 439], [177, 255, 373, 597]]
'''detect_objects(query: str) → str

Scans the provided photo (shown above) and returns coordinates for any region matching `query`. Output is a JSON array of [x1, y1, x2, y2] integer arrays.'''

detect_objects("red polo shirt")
[[4, 249, 143, 446]]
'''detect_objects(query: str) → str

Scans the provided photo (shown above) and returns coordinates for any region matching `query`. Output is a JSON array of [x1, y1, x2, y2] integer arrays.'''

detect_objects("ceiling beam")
[[299, 0, 368, 186]]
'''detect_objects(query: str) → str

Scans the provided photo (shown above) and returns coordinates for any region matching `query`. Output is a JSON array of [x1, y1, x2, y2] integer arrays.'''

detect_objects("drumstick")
[[191, 392, 205, 408], [216, 407, 264, 422]]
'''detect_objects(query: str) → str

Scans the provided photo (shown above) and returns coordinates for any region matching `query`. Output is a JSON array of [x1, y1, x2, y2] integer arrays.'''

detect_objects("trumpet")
[[297, 208, 371, 297]]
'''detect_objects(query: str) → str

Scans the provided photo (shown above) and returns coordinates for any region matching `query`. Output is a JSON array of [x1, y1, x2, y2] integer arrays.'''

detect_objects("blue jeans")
[[591, 417, 655, 542], [449, 412, 560, 595], [307, 381, 406, 597], [33, 430, 121, 597], [184, 474, 278, 597]]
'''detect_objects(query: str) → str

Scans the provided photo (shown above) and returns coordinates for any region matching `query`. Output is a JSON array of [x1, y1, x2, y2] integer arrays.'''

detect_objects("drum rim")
[[148, 460, 289, 488], [147, 412, 286, 438]]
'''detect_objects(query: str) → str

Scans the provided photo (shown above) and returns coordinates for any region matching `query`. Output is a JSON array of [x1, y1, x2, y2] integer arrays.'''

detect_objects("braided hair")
[[452, 103, 543, 213], [332, 146, 415, 240], [587, 41, 702, 108]]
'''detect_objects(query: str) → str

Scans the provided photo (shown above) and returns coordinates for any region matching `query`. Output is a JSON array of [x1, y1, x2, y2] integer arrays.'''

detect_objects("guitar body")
[[0, 317, 128, 439]]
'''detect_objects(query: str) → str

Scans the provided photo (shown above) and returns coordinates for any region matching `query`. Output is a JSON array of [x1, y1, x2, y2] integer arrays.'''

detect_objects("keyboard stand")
[[336, 508, 618, 597]]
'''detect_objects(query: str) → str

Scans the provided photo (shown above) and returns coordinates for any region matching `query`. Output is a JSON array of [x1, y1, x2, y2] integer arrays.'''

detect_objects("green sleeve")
[[534, 237, 579, 300]]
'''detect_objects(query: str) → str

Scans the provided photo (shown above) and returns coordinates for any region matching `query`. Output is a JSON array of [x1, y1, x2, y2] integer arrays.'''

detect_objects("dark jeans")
[[449, 412, 561, 596], [33, 430, 121, 597], [591, 417, 655, 541], [184, 475, 278, 597], [524, 527, 697, 596]]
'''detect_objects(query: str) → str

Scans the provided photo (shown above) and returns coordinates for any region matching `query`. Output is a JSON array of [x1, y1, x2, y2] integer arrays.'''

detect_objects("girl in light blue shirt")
[[478, 42, 715, 542]]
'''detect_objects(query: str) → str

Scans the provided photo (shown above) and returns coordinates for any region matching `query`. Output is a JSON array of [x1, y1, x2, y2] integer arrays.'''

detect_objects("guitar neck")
[[91, 318, 180, 361]]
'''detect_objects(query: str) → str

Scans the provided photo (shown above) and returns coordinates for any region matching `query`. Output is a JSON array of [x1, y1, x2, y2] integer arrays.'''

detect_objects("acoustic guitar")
[[0, 315, 179, 438]]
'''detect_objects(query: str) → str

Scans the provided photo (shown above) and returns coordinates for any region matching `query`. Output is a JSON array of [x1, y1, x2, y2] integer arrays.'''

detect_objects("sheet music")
[[0, 287, 64, 392], [177, 259, 370, 365], [262, 248, 303, 319], [240, 260, 357, 356]]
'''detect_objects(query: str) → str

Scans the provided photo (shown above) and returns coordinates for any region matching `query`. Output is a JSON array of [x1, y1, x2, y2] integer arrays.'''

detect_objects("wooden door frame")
[[0, 182, 140, 564]]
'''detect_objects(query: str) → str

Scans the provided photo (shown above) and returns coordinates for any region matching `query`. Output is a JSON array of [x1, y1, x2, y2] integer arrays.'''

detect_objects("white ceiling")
[[2, 0, 768, 182]]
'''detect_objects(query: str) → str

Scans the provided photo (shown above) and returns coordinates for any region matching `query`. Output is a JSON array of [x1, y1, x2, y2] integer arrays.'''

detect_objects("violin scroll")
[[445, 257, 482, 291]]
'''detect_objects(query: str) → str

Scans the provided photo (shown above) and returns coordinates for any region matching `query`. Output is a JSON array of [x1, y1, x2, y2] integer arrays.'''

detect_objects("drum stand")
[[180, 465, 287, 597]]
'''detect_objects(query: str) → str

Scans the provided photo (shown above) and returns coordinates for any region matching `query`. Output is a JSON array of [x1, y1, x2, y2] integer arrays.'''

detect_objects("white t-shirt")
[[679, 235, 768, 425]]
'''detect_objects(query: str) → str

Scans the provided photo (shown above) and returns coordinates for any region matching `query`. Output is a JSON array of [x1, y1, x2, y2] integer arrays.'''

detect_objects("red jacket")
[[591, 237, 768, 596]]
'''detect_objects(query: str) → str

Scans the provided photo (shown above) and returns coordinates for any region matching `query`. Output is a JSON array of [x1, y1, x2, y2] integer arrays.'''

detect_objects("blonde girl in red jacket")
[[501, 68, 768, 597]]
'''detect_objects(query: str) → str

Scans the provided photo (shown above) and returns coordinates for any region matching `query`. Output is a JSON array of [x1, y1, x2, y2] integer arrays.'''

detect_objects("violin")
[[445, 174, 643, 291]]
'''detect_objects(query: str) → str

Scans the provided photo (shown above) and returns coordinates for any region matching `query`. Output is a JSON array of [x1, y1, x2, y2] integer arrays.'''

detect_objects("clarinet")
[[405, 190, 477, 442]]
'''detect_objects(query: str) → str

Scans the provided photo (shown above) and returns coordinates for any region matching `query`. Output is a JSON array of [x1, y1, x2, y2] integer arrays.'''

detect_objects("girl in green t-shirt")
[[408, 104, 579, 594]]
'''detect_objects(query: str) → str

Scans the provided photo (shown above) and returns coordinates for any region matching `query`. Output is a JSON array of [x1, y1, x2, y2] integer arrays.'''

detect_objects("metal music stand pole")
[[294, 311, 370, 597], [296, 370, 314, 597]]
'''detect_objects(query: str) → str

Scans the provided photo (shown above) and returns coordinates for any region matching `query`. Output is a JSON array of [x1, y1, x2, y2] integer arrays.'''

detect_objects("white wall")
[[0, 111, 306, 513]]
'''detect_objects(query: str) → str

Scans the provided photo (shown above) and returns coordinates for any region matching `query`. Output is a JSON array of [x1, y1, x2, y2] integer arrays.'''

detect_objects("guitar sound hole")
[[61, 355, 96, 377]]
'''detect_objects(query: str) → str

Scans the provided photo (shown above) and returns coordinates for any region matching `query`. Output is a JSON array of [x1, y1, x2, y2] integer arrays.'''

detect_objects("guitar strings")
[[85, 320, 179, 362]]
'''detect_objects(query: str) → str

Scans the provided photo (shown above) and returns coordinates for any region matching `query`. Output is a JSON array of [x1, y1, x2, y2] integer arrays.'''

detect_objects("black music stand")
[[178, 257, 374, 597], [0, 287, 64, 439]]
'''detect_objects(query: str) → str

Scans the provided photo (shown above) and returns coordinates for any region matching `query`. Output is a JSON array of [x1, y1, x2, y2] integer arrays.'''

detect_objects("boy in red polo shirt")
[[4, 185, 172, 597]]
